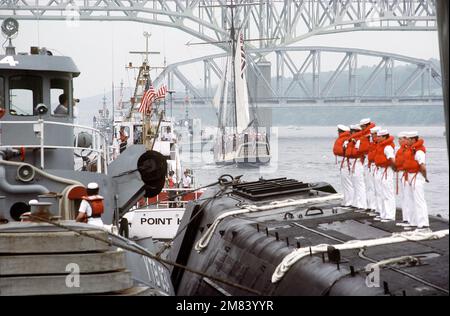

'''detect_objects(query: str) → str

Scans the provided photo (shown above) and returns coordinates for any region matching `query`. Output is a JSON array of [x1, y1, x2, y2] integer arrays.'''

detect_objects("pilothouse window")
[[50, 78, 70, 116], [9, 76, 43, 116]]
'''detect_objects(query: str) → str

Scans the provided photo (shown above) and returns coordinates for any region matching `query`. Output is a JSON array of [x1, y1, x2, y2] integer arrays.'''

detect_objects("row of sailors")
[[333, 118, 429, 231]]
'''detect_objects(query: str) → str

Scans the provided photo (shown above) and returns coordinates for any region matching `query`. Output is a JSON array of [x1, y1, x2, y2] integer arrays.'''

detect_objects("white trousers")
[[351, 159, 367, 209], [340, 162, 354, 207], [365, 164, 377, 210], [376, 167, 396, 220], [404, 173, 429, 228], [374, 168, 382, 213], [398, 172, 411, 223]]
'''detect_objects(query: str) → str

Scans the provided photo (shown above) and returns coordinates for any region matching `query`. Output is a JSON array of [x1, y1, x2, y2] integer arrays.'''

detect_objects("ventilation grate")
[[232, 177, 311, 200]]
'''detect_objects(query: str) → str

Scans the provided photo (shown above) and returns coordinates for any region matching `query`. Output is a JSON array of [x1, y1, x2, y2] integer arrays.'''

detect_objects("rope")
[[194, 193, 343, 252], [358, 249, 450, 294], [27, 214, 261, 295], [155, 188, 226, 257], [271, 229, 449, 283]]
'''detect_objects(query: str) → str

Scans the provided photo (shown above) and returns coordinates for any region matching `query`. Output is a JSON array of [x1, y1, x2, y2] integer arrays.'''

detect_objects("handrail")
[[138, 187, 203, 209], [0, 120, 109, 174]]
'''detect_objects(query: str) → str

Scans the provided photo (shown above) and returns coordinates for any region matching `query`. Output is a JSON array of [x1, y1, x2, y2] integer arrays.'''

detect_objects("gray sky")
[[11, 20, 441, 98]]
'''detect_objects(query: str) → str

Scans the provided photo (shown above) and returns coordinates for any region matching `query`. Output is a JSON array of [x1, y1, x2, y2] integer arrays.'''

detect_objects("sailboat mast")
[[230, 1, 238, 135]]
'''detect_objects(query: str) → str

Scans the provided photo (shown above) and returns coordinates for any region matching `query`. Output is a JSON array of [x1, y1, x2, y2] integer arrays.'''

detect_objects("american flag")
[[239, 32, 246, 79], [138, 84, 155, 114], [156, 84, 168, 100]]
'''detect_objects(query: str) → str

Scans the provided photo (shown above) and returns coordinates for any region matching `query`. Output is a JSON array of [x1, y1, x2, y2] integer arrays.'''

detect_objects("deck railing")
[[0, 119, 109, 174]]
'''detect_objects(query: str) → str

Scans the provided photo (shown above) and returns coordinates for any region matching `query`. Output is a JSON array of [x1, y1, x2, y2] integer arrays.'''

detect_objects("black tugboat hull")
[[170, 178, 449, 296]]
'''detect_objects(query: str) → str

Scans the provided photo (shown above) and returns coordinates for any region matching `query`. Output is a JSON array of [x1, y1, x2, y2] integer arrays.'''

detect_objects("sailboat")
[[212, 28, 271, 167]]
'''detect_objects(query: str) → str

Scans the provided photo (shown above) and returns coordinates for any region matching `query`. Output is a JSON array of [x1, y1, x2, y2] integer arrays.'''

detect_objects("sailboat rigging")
[[212, 5, 271, 167]]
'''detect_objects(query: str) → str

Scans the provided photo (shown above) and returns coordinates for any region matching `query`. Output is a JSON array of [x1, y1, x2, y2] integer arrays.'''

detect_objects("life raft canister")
[[82, 195, 105, 217], [403, 139, 426, 174], [374, 136, 395, 168]]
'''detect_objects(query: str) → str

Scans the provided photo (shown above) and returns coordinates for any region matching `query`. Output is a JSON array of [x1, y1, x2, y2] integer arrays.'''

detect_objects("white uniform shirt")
[[415, 150, 426, 165], [78, 196, 104, 226], [79, 200, 93, 216], [343, 140, 349, 149], [355, 140, 361, 150], [182, 175, 192, 188], [162, 132, 176, 142], [384, 146, 395, 160]]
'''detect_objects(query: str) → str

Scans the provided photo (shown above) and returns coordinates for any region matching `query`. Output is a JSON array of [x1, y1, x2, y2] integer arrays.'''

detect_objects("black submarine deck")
[[170, 177, 449, 296]]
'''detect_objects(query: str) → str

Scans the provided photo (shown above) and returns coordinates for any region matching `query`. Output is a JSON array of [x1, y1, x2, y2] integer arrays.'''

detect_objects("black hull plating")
[[170, 178, 449, 296]]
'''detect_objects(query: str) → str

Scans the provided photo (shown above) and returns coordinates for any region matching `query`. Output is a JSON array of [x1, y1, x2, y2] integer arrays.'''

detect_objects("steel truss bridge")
[[1, 0, 442, 105], [152, 46, 442, 105]]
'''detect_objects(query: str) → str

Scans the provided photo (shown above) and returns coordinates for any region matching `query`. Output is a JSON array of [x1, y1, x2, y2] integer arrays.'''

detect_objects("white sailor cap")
[[350, 124, 362, 131], [377, 129, 389, 136], [398, 131, 408, 138], [406, 131, 419, 138], [337, 124, 350, 132], [87, 182, 99, 190], [370, 126, 381, 134], [28, 199, 39, 205], [359, 118, 371, 125]]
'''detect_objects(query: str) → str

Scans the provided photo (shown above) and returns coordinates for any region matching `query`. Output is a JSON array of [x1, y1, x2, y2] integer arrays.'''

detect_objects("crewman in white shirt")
[[373, 129, 396, 222], [182, 170, 192, 188], [366, 126, 381, 213], [402, 131, 430, 231], [348, 124, 367, 210], [76, 182, 105, 227], [333, 124, 353, 207]]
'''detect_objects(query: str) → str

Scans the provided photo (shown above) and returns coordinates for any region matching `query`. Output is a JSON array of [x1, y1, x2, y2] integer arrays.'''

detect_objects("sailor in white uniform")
[[374, 129, 396, 222], [366, 126, 381, 213], [76, 182, 104, 227], [349, 124, 367, 210], [403, 131, 430, 231], [336, 124, 353, 207], [395, 131, 412, 227]]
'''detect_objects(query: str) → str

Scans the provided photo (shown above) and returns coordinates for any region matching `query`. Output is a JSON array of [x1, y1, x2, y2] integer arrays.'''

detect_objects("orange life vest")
[[344, 140, 361, 159], [167, 177, 175, 188], [333, 131, 350, 157], [119, 130, 128, 143], [356, 122, 375, 156], [395, 143, 408, 171], [367, 142, 377, 163], [403, 139, 426, 174], [82, 195, 105, 217], [374, 136, 395, 168]]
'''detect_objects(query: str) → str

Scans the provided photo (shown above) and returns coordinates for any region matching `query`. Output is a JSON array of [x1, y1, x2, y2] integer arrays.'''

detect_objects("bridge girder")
[[152, 46, 442, 105], [0, 0, 438, 50]]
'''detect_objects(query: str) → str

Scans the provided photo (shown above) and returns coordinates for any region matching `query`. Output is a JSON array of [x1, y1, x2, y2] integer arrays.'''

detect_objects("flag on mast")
[[156, 84, 168, 100], [139, 84, 155, 114]]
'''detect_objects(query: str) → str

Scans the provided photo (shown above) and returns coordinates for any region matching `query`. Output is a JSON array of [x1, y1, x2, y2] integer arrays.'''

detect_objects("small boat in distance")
[[212, 18, 271, 167]]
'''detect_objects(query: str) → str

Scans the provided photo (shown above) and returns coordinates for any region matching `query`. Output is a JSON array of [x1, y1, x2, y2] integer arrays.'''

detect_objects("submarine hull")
[[170, 177, 449, 296]]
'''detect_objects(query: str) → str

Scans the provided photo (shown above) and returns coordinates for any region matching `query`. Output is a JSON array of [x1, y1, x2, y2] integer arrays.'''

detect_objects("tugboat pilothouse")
[[0, 18, 173, 296]]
